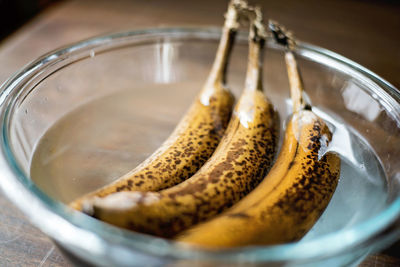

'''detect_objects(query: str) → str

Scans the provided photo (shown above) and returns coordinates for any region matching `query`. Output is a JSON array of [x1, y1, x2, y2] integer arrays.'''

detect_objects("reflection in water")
[[341, 81, 381, 121], [155, 42, 177, 84], [314, 107, 358, 169]]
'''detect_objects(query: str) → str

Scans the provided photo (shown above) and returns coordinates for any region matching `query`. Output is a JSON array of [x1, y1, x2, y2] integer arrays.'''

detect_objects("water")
[[30, 83, 197, 203], [30, 87, 388, 238]]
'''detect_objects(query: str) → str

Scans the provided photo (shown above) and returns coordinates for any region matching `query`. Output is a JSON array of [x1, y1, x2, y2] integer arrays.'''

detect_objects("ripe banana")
[[69, 0, 246, 211], [175, 21, 341, 247], [84, 10, 279, 238]]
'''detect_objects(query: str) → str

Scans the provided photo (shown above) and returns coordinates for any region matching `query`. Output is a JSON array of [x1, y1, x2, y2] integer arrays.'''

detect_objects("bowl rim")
[[0, 26, 400, 263]]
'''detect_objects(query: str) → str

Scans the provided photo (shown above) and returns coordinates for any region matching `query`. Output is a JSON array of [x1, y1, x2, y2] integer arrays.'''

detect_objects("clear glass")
[[0, 28, 399, 267]]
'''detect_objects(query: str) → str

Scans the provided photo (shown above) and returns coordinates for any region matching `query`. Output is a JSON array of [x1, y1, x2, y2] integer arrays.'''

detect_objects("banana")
[[83, 9, 279, 238], [69, 0, 246, 211], [175, 21, 341, 247]]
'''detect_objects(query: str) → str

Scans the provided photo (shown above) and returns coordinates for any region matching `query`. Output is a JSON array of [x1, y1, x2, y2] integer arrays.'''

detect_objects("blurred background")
[[0, 0, 61, 40], [0, 0, 399, 266], [0, 0, 399, 88]]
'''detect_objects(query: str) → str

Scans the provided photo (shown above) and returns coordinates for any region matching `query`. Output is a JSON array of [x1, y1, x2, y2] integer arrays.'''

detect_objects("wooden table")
[[0, 0, 399, 266]]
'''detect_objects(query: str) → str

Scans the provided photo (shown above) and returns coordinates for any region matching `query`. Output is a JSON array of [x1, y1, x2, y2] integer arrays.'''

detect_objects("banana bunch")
[[175, 21, 341, 247], [73, 1, 341, 247], [82, 5, 279, 238], [69, 0, 247, 211]]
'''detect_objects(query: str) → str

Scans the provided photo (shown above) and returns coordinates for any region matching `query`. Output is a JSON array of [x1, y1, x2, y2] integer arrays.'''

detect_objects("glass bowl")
[[0, 27, 399, 267]]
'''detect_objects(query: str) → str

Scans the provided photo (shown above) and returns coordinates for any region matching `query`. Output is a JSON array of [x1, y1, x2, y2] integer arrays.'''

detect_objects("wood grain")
[[0, 0, 399, 266]]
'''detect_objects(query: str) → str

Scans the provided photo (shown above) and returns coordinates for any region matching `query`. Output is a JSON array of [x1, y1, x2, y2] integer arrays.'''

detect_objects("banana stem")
[[205, 0, 242, 87], [285, 51, 305, 113], [268, 20, 305, 113], [244, 7, 266, 92]]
